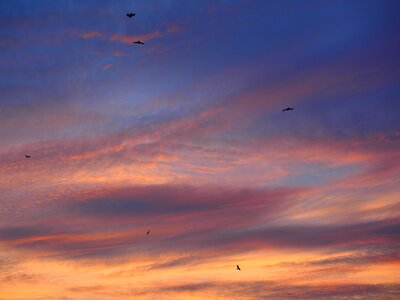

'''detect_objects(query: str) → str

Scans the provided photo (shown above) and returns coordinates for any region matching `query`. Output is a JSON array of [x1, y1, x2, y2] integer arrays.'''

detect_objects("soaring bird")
[[236, 265, 241, 271], [147, 229, 150, 235], [133, 40, 144, 45], [25, 155, 31, 158], [126, 13, 136, 18], [282, 107, 294, 112]]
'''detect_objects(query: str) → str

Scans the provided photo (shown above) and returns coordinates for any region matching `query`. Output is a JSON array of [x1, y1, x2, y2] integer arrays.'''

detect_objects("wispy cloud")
[[80, 31, 104, 39], [1, 0, 399, 298], [110, 31, 163, 44]]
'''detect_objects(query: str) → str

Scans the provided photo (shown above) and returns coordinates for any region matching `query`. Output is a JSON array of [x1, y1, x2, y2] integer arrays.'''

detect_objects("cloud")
[[217, 218, 400, 251], [68, 285, 108, 293], [166, 23, 184, 34], [69, 185, 292, 217], [267, 249, 400, 280], [148, 255, 208, 270], [110, 31, 163, 44], [1, 184, 399, 264], [112, 50, 127, 57], [309, 252, 400, 267], [0, 184, 301, 259], [80, 31, 104, 39], [0, 253, 40, 284], [1, 1, 399, 298], [0, 254, 19, 275], [0, 224, 55, 242], [0, 36, 19, 48], [126, 280, 400, 300]]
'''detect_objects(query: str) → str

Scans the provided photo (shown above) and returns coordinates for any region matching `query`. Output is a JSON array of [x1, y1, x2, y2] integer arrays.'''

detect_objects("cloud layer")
[[0, 0, 399, 299]]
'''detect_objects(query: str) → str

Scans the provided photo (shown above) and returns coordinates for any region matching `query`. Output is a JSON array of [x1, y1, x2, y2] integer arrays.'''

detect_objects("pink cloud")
[[0, 184, 303, 259], [80, 31, 104, 39], [103, 63, 112, 70], [112, 50, 127, 57], [110, 31, 162, 44], [166, 23, 184, 34]]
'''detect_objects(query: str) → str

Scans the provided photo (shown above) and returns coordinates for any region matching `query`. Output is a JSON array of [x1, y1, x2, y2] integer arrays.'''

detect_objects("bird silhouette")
[[133, 40, 144, 45], [126, 13, 136, 18], [282, 107, 294, 112], [236, 265, 241, 271], [25, 155, 31, 158], [147, 229, 150, 235]]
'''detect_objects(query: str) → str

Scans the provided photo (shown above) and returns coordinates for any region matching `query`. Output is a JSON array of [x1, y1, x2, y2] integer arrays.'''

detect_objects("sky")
[[0, 0, 399, 299]]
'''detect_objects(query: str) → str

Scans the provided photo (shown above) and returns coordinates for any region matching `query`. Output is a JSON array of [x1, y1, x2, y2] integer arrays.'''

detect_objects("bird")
[[133, 40, 144, 45], [147, 229, 150, 235], [126, 13, 136, 18], [236, 265, 241, 271], [25, 155, 31, 158], [282, 107, 294, 112]]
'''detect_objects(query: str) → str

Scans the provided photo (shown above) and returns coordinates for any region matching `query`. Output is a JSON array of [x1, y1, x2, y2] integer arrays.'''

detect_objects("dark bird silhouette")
[[147, 229, 150, 235], [236, 265, 241, 271], [126, 13, 136, 18], [25, 155, 31, 158], [133, 40, 144, 45], [282, 107, 294, 112]]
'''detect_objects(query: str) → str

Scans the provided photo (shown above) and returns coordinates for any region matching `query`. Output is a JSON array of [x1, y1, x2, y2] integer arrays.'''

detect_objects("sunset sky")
[[1, 0, 399, 299]]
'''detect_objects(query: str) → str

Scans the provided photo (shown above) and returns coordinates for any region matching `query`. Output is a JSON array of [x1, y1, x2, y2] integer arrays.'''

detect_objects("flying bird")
[[147, 229, 150, 235], [282, 107, 294, 112], [133, 40, 144, 45], [236, 265, 241, 271], [25, 155, 31, 158], [126, 13, 136, 18]]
